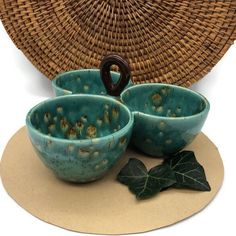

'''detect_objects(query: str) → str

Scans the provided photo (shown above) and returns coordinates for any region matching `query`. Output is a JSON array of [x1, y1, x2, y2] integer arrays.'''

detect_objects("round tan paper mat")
[[0, 127, 224, 235]]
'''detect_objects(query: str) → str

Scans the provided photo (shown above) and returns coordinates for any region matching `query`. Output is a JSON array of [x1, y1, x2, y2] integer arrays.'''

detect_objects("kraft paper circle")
[[0, 127, 224, 234]]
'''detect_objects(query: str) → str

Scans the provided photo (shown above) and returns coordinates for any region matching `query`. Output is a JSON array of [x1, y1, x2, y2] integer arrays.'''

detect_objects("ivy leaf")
[[117, 158, 176, 199], [164, 151, 211, 191]]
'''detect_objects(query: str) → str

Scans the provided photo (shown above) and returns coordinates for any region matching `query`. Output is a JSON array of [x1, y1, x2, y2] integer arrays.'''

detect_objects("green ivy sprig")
[[117, 151, 211, 200]]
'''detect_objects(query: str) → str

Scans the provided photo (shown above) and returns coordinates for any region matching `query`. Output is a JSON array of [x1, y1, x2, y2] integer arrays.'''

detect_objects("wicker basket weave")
[[0, 0, 236, 86]]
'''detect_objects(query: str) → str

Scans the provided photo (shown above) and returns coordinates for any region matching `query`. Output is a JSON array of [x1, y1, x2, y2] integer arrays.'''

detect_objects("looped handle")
[[99, 54, 131, 96]]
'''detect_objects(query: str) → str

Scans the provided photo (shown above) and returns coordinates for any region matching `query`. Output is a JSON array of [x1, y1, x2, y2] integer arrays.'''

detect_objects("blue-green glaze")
[[26, 95, 133, 182], [121, 83, 210, 157], [52, 69, 133, 96]]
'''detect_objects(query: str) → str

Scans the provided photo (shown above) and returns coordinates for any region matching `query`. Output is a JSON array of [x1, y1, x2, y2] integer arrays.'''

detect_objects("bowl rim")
[[26, 94, 133, 144], [120, 83, 210, 120], [51, 69, 121, 95]]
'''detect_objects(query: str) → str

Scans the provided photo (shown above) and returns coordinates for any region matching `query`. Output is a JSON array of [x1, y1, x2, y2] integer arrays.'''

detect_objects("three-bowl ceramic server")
[[26, 54, 210, 183]]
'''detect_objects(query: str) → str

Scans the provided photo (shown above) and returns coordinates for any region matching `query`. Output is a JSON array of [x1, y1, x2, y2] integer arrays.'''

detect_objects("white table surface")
[[0, 21, 236, 235]]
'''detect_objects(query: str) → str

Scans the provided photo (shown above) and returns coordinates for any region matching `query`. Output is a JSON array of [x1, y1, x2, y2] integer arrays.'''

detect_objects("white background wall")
[[0, 21, 236, 235]]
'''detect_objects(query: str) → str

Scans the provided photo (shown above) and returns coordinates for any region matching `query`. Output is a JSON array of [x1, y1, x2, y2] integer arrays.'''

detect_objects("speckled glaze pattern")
[[52, 69, 132, 96], [121, 83, 210, 157], [26, 95, 133, 182]]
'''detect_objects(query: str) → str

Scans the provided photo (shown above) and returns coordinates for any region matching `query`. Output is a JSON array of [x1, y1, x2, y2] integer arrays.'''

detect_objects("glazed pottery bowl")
[[52, 69, 132, 96], [26, 95, 133, 182], [121, 83, 210, 157]]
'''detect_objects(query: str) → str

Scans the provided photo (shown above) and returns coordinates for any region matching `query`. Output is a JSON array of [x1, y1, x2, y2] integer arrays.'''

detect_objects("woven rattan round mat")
[[0, 1, 236, 86]]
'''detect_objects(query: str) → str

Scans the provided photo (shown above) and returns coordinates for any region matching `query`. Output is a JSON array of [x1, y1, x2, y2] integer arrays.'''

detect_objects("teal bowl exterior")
[[52, 69, 133, 96], [26, 95, 133, 182], [121, 83, 210, 157]]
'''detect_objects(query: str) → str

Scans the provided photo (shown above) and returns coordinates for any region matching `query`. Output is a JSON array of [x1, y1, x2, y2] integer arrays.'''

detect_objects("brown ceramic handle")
[[99, 54, 131, 96]]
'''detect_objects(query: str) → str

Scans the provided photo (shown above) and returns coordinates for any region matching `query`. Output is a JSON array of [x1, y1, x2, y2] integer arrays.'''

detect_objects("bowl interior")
[[29, 95, 130, 140], [54, 69, 131, 95], [121, 84, 207, 118]]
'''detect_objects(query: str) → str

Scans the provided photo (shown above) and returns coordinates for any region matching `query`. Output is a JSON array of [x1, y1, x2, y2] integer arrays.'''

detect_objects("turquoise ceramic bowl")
[[121, 83, 210, 157], [26, 95, 133, 182], [52, 69, 132, 96]]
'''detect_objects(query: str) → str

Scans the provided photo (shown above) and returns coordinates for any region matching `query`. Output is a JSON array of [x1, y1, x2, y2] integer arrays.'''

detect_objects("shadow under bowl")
[[121, 83, 210, 157], [26, 94, 133, 182]]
